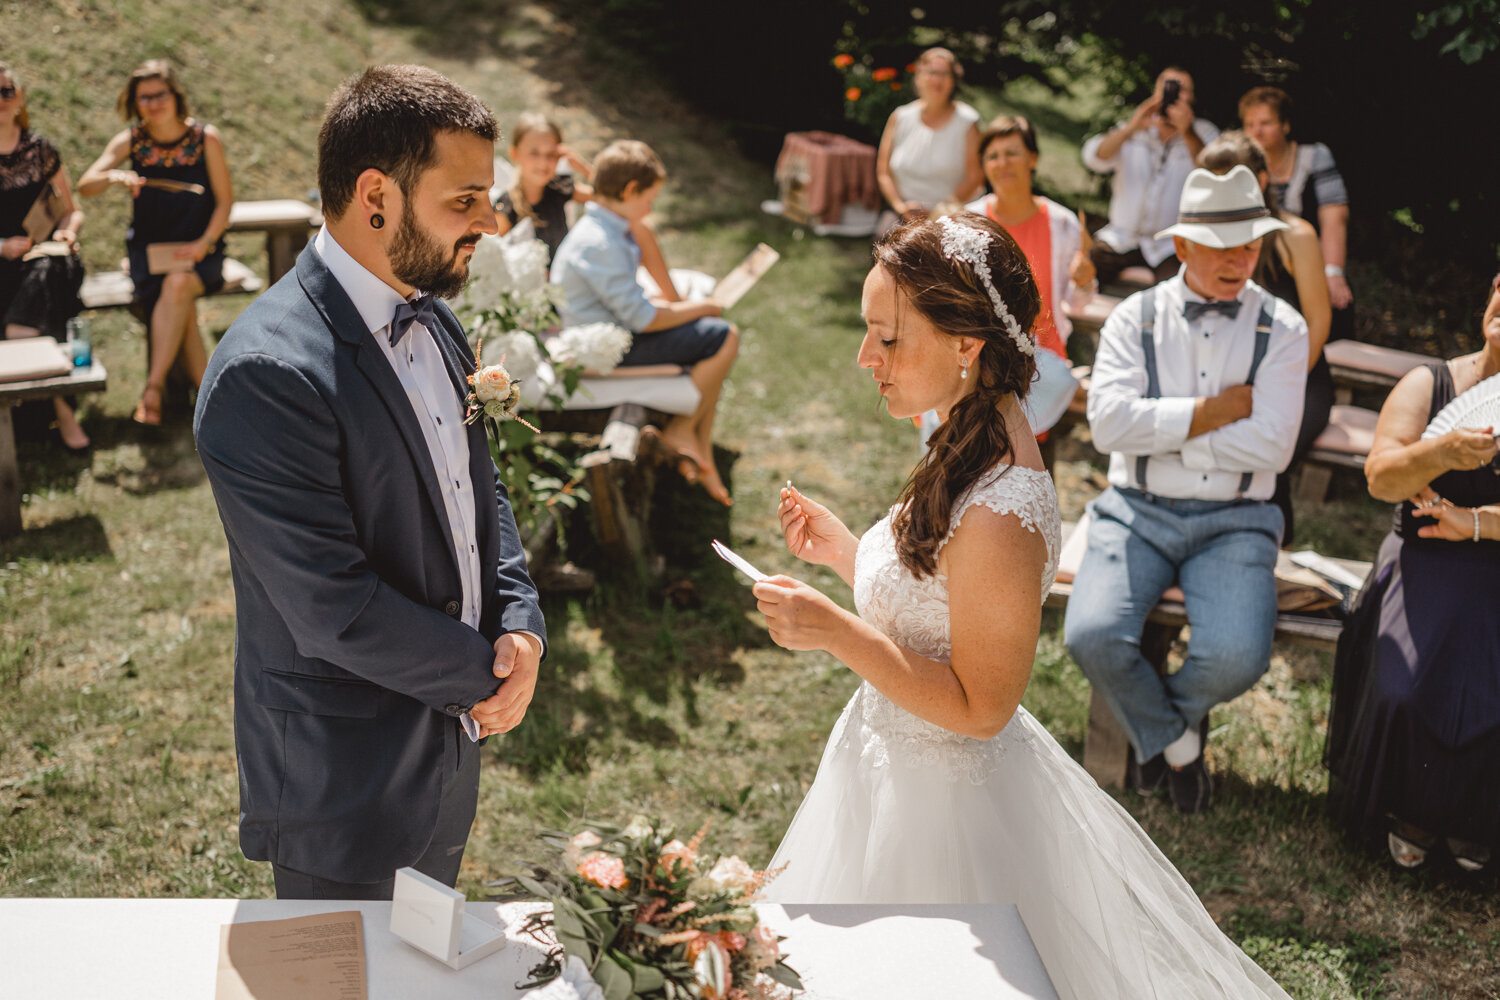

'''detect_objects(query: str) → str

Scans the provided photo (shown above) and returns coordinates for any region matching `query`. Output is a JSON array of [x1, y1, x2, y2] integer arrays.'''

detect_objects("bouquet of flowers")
[[494, 818, 803, 1000]]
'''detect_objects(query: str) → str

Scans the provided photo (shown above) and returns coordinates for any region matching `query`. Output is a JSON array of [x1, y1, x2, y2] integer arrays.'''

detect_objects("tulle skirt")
[[763, 684, 1289, 1000]]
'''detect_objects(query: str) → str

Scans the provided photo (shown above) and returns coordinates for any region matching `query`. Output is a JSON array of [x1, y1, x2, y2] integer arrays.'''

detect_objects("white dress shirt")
[[315, 228, 517, 739], [1087, 273, 1308, 501], [1082, 119, 1220, 267]]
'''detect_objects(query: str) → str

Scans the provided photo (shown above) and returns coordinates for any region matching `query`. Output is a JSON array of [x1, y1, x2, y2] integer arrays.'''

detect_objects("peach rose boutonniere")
[[464, 343, 539, 433]]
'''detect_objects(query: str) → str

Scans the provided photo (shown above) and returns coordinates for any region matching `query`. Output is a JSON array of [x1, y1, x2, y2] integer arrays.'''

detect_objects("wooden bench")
[[226, 198, 321, 282], [1047, 518, 1366, 787], [79, 257, 264, 312], [0, 360, 108, 537], [1323, 339, 1430, 403]]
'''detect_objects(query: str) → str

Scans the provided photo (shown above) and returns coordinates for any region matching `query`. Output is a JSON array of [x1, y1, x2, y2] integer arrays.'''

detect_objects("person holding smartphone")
[[1082, 67, 1219, 286]]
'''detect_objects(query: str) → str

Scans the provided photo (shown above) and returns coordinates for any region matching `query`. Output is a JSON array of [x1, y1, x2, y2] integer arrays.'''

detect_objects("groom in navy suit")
[[195, 65, 546, 899]]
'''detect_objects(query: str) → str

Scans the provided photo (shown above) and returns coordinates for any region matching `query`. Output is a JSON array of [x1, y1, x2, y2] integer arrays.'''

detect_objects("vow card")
[[711, 539, 767, 583]]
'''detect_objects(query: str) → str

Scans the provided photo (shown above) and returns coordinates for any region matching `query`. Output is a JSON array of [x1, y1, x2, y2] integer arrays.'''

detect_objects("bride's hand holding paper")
[[752, 575, 850, 652]]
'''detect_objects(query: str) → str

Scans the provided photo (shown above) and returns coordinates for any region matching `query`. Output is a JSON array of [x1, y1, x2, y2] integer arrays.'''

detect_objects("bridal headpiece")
[[937, 215, 1035, 357]]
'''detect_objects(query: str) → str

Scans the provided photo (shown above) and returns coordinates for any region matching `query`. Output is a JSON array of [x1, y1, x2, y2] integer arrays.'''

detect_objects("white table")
[[0, 898, 1056, 999]]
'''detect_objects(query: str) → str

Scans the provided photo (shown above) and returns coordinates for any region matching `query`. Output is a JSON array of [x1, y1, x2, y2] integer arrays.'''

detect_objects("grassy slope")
[[1, 2, 1496, 996]]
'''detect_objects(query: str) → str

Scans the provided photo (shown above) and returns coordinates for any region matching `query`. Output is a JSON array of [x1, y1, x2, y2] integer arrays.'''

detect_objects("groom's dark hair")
[[317, 64, 497, 218]]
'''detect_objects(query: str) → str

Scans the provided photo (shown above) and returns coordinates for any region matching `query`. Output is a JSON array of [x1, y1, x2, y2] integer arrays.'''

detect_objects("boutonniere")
[[464, 345, 539, 433]]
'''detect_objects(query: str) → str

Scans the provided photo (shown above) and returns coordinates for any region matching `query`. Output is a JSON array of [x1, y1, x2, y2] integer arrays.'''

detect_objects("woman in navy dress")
[[80, 59, 233, 425], [1326, 272, 1500, 873]]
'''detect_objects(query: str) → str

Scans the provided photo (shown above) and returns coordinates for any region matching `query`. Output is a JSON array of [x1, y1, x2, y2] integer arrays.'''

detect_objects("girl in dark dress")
[[0, 62, 88, 450], [1327, 273, 1500, 873], [1199, 131, 1334, 545], [79, 59, 233, 426], [493, 112, 677, 295]]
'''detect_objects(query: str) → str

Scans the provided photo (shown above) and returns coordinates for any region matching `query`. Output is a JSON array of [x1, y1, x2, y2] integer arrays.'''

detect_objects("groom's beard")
[[388, 206, 481, 299]]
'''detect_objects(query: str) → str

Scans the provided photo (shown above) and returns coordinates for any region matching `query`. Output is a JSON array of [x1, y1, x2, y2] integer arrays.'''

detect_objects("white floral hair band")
[[937, 215, 1034, 356]]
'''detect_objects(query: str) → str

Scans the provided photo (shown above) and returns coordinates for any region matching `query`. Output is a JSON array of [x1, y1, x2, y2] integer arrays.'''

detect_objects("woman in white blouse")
[[875, 48, 983, 232]]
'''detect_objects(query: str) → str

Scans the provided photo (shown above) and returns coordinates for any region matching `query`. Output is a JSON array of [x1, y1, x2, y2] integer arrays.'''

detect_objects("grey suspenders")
[[1134, 290, 1273, 495]]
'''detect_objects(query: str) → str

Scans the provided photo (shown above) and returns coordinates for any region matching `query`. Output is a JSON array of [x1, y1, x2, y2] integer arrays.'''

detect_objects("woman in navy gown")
[[1326, 272, 1500, 873]]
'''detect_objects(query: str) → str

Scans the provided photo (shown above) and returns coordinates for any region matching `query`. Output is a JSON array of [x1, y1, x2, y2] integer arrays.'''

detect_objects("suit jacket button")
[[444, 704, 465, 716], [444, 600, 461, 617]]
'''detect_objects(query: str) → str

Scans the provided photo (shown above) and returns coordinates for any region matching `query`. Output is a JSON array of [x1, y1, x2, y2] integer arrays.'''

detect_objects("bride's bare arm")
[[755, 507, 1045, 740]]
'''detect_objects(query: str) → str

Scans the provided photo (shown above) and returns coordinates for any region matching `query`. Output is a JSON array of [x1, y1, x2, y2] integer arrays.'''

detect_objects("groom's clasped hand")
[[753, 486, 856, 652], [470, 632, 545, 738]]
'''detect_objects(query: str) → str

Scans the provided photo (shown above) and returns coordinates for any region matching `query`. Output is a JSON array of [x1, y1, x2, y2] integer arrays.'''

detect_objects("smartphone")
[[1161, 78, 1182, 111]]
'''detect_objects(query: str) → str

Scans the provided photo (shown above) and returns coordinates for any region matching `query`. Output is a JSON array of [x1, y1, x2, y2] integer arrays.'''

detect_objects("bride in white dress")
[[752, 214, 1290, 999]]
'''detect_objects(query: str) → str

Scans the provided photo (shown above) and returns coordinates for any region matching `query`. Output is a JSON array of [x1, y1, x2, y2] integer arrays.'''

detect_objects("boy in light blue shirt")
[[550, 140, 738, 506]]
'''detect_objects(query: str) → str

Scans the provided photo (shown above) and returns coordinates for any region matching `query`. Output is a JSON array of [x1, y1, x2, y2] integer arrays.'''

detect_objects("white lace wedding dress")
[[763, 466, 1290, 999]]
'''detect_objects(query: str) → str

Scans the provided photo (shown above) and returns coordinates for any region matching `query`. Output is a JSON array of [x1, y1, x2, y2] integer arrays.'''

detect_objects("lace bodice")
[[840, 466, 1060, 783]]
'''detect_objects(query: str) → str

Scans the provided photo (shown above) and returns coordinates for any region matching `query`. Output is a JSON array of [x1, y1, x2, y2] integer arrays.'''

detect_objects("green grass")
[[3, 3, 1499, 998]]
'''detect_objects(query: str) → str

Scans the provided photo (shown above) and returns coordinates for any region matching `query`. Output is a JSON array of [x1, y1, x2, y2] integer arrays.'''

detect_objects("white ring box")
[[389, 867, 508, 970]]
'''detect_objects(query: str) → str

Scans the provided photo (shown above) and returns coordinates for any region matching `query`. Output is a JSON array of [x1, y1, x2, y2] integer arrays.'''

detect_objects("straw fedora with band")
[[1155, 164, 1288, 249]]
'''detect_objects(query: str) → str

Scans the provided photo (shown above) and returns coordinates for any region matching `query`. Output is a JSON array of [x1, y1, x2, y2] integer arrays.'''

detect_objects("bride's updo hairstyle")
[[874, 212, 1042, 578]]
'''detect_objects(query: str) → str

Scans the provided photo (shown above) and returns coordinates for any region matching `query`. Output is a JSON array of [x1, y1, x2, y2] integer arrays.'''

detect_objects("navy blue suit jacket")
[[194, 245, 546, 882]]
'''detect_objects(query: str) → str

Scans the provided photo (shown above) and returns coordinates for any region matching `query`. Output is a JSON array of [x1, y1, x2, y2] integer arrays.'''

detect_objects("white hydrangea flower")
[[548, 322, 634, 373], [500, 237, 549, 295]]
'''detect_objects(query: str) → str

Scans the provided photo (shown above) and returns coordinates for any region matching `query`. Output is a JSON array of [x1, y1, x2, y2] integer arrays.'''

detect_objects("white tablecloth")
[[0, 898, 1056, 999]]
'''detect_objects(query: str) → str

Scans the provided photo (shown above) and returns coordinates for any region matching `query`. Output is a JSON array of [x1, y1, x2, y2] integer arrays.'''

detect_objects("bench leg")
[[1082, 620, 1182, 789], [1295, 464, 1333, 506], [0, 404, 21, 538], [586, 456, 657, 583], [266, 231, 308, 284]]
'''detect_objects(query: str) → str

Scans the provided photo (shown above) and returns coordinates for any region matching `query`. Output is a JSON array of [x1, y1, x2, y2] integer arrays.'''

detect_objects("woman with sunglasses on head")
[[79, 59, 233, 426], [0, 61, 89, 451], [1325, 272, 1500, 875]]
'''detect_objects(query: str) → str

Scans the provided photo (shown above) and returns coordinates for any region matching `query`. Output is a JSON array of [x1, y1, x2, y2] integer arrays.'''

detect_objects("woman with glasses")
[[874, 47, 983, 235], [1325, 273, 1500, 875], [79, 59, 233, 426], [0, 61, 89, 450]]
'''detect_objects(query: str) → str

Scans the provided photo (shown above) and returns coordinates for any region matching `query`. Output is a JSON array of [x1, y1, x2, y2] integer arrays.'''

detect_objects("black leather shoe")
[[1168, 754, 1213, 815], [1128, 751, 1168, 795]]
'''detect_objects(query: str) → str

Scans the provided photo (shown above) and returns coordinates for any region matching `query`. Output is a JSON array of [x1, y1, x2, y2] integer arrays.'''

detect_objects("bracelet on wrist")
[[1324, 264, 1345, 278], [1474, 508, 1483, 543]]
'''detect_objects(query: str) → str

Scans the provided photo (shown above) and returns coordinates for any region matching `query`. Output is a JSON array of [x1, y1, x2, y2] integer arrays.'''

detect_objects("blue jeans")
[[1063, 487, 1283, 762]]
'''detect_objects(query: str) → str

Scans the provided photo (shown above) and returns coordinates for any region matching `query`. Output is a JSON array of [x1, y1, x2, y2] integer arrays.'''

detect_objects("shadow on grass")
[[0, 513, 113, 563], [496, 445, 776, 779]]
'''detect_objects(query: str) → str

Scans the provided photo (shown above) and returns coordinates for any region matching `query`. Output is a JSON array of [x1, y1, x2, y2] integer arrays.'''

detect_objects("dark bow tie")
[[1183, 298, 1242, 322], [389, 294, 436, 346]]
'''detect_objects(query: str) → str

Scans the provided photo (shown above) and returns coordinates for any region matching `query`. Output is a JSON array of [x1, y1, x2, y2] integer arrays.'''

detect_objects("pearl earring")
[[960, 357, 969, 380]]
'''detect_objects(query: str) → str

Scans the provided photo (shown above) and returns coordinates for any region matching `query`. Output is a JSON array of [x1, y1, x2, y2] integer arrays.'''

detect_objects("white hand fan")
[[1421, 372, 1500, 440]]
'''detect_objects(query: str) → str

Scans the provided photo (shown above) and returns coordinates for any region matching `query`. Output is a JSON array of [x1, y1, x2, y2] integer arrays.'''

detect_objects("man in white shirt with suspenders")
[[1064, 165, 1308, 814]]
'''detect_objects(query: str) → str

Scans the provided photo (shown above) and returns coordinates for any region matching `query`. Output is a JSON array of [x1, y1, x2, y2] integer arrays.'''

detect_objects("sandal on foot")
[[132, 385, 163, 426], [1387, 821, 1436, 869], [1446, 838, 1491, 873]]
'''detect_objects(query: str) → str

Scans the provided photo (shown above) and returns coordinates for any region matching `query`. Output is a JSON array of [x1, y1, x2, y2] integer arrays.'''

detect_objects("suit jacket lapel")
[[295, 248, 456, 556]]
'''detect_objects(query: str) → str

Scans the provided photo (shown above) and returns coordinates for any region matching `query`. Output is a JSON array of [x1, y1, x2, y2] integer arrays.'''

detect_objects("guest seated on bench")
[[1063, 166, 1307, 815], [1239, 86, 1354, 341], [549, 139, 737, 506], [78, 59, 233, 426], [494, 112, 677, 301], [1326, 272, 1500, 875], [965, 114, 1096, 449], [0, 61, 88, 451], [1199, 131, 1332, 545], [1082, 67, 1219, 287]]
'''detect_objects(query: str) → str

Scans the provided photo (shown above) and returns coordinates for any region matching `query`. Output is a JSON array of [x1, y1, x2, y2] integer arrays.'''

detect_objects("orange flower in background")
[[891, 82, 903, 91], [905, 62, 917, 73], [832, 53, 854, 68], [846, 87, 861, 101], [872, 67, 897, 82]]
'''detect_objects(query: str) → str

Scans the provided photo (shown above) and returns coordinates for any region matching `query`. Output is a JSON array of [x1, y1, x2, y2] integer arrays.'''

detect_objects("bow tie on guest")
[[1183, 298, 1243, 322], [389, 293, 436, 346]]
